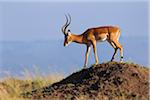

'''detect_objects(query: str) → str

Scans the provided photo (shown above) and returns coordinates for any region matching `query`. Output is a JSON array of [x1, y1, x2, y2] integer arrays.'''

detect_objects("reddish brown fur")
[[73, 26, 120, 45], [63, 24, 123, 67]]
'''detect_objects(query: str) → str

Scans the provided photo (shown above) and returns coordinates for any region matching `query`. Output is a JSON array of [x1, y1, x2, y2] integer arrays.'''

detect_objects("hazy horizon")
[[0, 1, 149, 78]]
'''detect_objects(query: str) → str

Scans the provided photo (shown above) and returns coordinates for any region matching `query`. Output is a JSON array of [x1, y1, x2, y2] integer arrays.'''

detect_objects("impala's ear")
[[68, 30, 71, 36]]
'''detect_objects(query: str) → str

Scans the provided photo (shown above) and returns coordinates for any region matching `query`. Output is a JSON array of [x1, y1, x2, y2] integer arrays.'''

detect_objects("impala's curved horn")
[[66, 13, 71, 28], [61, 14, 69, 35], [62, 15, 68, 34], [68, 13, 71, 26], [64, 14, 71, 35]]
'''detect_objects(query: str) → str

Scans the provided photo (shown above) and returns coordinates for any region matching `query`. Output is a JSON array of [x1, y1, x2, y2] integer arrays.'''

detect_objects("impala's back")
[[83, 26, 120, 42]]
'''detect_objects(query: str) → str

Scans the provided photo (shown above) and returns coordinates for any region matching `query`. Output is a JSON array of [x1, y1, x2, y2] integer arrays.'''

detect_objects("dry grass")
[[0, 73, 64, 100]]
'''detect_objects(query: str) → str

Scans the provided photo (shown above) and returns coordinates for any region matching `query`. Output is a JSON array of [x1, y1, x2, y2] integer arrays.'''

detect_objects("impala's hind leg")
[[112, 40, 123, 62], [108, 41, 118, 61]]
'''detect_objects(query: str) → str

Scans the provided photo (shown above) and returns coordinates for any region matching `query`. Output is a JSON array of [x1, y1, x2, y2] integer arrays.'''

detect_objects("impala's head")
[[62, 14, 72, 47]]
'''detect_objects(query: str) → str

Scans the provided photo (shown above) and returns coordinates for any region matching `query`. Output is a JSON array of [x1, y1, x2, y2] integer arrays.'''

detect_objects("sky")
[[0, 0, 149, 78], [0, 0, 149, 41]]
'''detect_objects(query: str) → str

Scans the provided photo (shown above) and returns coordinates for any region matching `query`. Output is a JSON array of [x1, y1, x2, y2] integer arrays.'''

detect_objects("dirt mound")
[[23, 62, 149, 100]]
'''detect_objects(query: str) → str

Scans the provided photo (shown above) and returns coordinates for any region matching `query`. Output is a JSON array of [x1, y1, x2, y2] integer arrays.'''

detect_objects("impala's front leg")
[[84, 45, 91, 68], [92, 41, 99, 66]]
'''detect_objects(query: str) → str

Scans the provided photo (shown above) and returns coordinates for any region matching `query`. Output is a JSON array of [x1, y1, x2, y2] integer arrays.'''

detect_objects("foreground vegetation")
[[0, 62, 149, 100], [0, 74, 63, 100]]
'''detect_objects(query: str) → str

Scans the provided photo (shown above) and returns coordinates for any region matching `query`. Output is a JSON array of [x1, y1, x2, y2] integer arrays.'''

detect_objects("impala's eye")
[[68, 30, 71, 32]]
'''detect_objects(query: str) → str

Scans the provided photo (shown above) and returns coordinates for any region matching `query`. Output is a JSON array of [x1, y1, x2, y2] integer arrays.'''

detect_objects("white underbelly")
[[97, 37, 107, 42]]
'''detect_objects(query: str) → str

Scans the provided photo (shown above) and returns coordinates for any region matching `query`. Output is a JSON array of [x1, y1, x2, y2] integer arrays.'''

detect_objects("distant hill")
[[23, 62, 149, 100]]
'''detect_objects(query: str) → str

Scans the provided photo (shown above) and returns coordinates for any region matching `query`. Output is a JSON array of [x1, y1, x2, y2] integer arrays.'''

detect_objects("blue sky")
[[0, 0, 149, 78], [0, 0, 149, 41]]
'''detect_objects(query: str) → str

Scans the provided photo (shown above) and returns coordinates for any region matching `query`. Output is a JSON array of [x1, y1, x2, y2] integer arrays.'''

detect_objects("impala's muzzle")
[[64, 39, 71, 47], [64, 42, 67, 46], [64, 40, 68, 47]]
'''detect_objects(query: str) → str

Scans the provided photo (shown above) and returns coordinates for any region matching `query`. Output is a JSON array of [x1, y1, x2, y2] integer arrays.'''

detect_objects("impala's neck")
[[71, 33, 83, 44]]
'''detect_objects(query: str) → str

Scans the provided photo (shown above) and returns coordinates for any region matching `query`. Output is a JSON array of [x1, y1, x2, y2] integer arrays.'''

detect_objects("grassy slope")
[[0, 74, 63, 100], [0, 62, 149, 100], [23, 62, 150, 100]]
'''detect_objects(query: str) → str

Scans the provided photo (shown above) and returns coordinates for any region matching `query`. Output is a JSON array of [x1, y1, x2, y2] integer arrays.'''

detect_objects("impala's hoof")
[[83, 65, 88, 69], [111, 58, 114, 62], [93, 63, 98, 67], [120, 56, 123, 62], [83, 66, 87, 69], [120, 59, 123, 63], [120, 61, 123, 63]]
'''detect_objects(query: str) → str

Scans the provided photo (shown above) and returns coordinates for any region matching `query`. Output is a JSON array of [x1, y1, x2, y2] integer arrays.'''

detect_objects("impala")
[[62, 14, 123, 68]]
